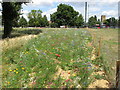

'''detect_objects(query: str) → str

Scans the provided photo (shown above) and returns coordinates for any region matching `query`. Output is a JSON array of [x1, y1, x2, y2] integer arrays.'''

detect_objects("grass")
[[87, 28, 118, 87], [2, 28, 117, 88], [2, 28, 96, 88]]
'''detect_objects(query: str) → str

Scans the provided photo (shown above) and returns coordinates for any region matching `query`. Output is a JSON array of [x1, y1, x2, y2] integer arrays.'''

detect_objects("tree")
[[28, 10, 42, 27], [50, 4, 79, 27], [94, 15, 97, 21], [103, 19, 110, 26], [19, 16, 27, 27], [110, 17, 117, 28], [96, 19, 101, 26], [88, 16, 97, 27], [50, 12, 58, 27], [76, 14, 84, 28], [104, 17, 117, 28], [12, 16, 20, 27], [2, 2, 23, 38], [42, 15, 49, 27]]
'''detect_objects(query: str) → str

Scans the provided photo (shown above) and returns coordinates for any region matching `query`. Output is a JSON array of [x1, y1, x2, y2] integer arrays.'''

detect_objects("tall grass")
[[87, 28, 118, 87], [2, 28, 102, 88]]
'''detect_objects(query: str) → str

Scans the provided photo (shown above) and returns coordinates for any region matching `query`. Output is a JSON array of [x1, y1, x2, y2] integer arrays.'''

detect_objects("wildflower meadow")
[[2, 28, 115, 88]]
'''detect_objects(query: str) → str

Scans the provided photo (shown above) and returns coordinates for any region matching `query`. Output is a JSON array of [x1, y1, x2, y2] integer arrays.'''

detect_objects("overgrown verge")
[[2, 28, 114, 88], [87, 28, 118, 87]]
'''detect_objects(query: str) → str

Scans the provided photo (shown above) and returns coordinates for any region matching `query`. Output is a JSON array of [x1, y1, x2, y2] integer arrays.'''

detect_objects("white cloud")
[[21, 10, 29, 14], [102, 10, 118, 18], [89, 7, 101, 12], [32, 0, 119, 3], [21, 0, 119, 21], [22, 14, 28, 21], [27, 0, 119, 7], [55, 0, 119, 3], [42, 8, 57, 21], [28, 0, 54, 6], [20, 10, 29, 21]]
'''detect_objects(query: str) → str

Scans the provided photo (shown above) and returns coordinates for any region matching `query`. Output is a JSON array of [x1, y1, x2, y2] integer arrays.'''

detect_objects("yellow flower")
[[16, 68, 18, 70], [16, 72, 18, 74], [72, 73, 76, 76], [7, 82, 10, 84], [44, 50, 47, 52], [25, 52, 28, 54], [13, 70, 16, 72], [9, 70, 12, 71], [22, 67, 25, 70]]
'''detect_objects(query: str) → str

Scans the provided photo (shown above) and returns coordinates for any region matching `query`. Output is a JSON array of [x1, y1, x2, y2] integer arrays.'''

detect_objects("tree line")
[[11, 4, 84, 28], [12, 10, 49, 28], [12, 3, 119, 28], [2, 2, 120, 38]]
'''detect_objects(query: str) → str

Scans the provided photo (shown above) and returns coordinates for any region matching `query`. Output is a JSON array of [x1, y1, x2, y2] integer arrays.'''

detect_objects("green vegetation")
[[50, 4, 83, 27], [1, 28, 118, 88], [103, 17, 118, 28], [88, 15, 98, 27], [2, 28, 98, 88], [2, 2, 24, 38], [76, 14, 84, 28], [19, 16, 28, 27], [87, 28, 118, 87], [28, 10, 49, 27]]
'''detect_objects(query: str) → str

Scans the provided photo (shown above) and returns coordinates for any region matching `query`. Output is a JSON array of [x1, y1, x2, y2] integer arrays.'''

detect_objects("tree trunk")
[[2, 19, 12, 39]]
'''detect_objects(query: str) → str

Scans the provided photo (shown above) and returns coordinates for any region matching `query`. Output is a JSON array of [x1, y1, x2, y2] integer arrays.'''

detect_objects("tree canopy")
[[28, 10, 49, 27], [50, 4, 79, 27], [76, 14, 84, 28], [19, 16, 27, 27], [103, 17, 118, 28], [2, 2, 23, 38], [88, 15, 98, 27], [28, 10, 42, 27]]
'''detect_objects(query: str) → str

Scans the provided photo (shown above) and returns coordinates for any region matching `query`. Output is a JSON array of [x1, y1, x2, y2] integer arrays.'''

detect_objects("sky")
[[0, 0, 120, 22]]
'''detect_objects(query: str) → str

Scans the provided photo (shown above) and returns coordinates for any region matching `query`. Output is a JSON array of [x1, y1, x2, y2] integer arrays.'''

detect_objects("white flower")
[[76, 85, 81, 88]]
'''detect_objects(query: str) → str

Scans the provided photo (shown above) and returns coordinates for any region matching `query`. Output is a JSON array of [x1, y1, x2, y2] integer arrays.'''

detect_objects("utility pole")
[[88, 4, 89, 22], [85, 2, 87, 27]]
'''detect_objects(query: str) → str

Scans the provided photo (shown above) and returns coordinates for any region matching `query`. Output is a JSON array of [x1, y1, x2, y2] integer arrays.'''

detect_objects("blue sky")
[[0, 0, 119, 21]]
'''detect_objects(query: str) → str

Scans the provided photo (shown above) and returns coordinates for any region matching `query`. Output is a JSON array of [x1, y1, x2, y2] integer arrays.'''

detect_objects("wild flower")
[[16, 72, 19, 74], [72, 73, 76, 76], [48, 82, 53, 85], [65, 79, 72, 82], [55, 54, 61, 57], [42, 52, 46, 55], [16, 68, 18, 70], [22, 67, 25, 70], [49, 52, 53, 54], [9, 70, 12, 72], [35, 48, 39, 53], [7, 82, 10, 84], [68, 72, 70, 74]]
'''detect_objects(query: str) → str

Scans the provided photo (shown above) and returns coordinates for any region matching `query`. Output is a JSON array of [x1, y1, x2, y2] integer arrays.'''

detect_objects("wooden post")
[[98, 38, 101, 57], [116, 60, 120, 88]]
